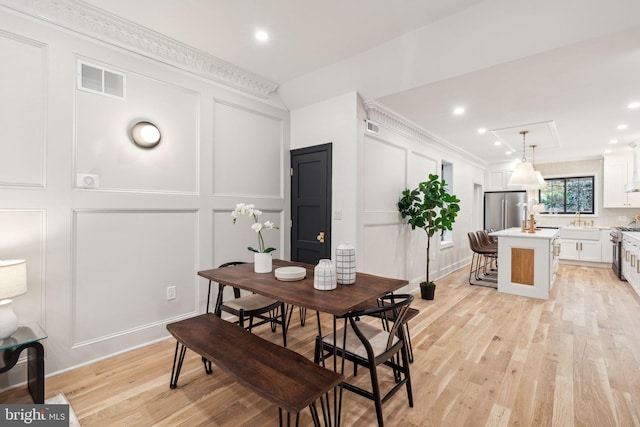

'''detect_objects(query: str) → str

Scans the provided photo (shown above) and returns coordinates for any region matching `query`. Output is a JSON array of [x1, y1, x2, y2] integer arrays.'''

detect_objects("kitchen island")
[[489, 227, 560, 300]]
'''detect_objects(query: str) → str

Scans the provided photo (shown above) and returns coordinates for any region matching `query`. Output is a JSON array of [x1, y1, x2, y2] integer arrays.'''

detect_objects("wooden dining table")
[[197, 259, 410, 426], [197, 259, 409, 318]]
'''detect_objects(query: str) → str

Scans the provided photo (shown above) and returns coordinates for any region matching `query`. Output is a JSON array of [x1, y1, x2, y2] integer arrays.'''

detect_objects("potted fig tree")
[[398, 173, 460, 300]]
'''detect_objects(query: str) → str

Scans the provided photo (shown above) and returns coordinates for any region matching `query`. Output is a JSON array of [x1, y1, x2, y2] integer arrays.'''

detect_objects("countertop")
[[622, 231, 640, 241], [489, 227, 560, 239]]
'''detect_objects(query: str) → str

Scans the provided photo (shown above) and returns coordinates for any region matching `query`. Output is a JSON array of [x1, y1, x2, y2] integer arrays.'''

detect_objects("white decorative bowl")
[[275, 266, 306, 281]]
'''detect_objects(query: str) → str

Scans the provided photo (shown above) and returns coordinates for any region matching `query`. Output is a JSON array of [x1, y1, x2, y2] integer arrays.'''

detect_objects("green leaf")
[[247, 247, 259, 253], [263, 247, 276, 253]]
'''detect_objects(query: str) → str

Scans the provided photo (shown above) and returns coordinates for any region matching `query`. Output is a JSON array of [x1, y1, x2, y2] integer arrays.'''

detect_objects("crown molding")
[[363, 100, 486, 166], [0, 0, 279, 99]]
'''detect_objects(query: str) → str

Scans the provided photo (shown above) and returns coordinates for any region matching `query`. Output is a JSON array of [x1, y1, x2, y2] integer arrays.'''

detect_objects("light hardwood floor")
[[1, 264, 640, 426]]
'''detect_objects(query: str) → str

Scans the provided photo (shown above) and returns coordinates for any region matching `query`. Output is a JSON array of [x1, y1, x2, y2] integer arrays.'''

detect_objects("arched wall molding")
[[0, 0, 279, 99]]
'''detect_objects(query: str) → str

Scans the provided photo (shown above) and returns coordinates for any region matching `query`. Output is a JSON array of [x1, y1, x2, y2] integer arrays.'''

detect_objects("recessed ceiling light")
[[505, 151, 512, 155], [617, 124, 628, 130], [453, 107, 465, 115], [477, 128, 486, 134], [610, 139, 619, 144], [628, 102, 640, 110], [255, 30, 269, 42], [604, 149, 612, 154], [493, 141, 501, 146]]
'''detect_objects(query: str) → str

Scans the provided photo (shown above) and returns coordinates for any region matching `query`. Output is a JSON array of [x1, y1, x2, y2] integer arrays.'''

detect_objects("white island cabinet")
[[489, 228, 560, 300]]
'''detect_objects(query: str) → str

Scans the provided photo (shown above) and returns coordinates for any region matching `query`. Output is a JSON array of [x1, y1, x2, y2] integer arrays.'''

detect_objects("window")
[[539, 176, 594, 214]]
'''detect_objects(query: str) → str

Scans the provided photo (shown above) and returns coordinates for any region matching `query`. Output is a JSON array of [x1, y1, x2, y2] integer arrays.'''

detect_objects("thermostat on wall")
[[76, 173, 100, 189]]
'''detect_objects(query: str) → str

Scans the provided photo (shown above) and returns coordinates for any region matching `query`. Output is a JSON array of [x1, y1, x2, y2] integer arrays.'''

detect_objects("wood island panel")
[[511, 247, 534, 285]]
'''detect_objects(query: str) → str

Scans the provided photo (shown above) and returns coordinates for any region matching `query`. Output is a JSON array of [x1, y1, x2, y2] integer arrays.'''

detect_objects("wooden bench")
[[167, 313, 343, 426]]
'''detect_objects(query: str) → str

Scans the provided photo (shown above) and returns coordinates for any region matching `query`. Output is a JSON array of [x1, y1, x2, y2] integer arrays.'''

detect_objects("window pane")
[[540, 179, 565, 213], [567, 177, 593, 213]]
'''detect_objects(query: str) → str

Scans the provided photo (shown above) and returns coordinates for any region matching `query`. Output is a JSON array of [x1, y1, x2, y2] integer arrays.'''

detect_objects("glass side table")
[[0, 322, 47, 403]]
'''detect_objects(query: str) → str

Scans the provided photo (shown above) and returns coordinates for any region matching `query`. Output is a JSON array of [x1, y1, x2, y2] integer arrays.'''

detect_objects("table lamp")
[[0, 259, 27, 339]]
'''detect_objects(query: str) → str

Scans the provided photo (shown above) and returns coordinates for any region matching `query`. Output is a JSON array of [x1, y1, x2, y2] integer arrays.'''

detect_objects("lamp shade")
[[534, 170, 547, 189], [508, 161, 541, 188], [0, 259, 27, 300]]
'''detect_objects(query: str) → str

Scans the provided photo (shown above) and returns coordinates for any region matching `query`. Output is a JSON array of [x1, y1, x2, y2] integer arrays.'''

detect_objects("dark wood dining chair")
[[314, 294, 414, 427], [207, 261, 287, 346]]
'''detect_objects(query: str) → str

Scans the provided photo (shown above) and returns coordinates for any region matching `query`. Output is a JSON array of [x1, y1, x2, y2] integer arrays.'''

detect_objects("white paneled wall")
[[213, 101, 284, 198], [0, 8, 289, 387], [361, 135, 440, 285], [0, 30, 46, 187], [0, 210, 45, 326], [75, 62, 200, 194], [360, 126, 482, 291], [72, 210, 198, 346]]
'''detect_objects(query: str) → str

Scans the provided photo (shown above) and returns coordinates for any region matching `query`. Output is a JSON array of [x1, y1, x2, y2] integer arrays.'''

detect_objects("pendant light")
[[508, 130, 541, 188], [529, 144, 546, 189]]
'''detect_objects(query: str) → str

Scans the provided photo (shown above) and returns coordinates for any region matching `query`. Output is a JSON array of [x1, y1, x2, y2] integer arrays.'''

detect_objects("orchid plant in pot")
[[232, 203, 279, 273]]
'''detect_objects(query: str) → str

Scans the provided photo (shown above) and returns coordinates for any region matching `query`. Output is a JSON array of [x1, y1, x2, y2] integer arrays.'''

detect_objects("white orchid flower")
[[232, 203, 278, 253]]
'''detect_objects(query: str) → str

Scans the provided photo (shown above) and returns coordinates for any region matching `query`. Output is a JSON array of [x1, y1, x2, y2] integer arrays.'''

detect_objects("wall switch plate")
[[76, 173, 99, 188], [167, 286, 176, 300]]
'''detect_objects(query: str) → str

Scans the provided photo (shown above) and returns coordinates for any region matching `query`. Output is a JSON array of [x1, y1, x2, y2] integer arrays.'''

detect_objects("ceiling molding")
[[363, 100, 486, 166], [0, 0, 279, 99]]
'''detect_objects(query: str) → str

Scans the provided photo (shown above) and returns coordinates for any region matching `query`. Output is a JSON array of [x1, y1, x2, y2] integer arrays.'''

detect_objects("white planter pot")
[[254, 252, 272, 273]]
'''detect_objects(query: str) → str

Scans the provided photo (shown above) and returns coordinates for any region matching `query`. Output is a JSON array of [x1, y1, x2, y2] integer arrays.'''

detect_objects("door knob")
[[317, 232, 325, 243]]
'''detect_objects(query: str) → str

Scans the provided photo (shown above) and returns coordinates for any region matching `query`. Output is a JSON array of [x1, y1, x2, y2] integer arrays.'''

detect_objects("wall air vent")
[[77, 60, 126, 100], [365, 120, 379, 134]]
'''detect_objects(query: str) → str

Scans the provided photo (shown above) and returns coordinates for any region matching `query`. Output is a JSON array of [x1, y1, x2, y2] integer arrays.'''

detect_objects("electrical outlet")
[[618, 216, 628, 221], [167, 286, 176, 301]]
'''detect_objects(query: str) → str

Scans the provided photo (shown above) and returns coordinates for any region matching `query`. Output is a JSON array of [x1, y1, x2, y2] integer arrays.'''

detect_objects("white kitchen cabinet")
[[558, 227, 608, 264], [603, 155, 640, 208], [559, 239, 601, 262], [600, 229, 613, 263], [622, 235, 640, 297], [486, 169, 514, 191]]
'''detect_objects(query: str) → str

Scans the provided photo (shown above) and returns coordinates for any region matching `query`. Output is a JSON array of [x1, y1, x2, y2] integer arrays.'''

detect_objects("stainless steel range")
[[610, 227, 640, 279]]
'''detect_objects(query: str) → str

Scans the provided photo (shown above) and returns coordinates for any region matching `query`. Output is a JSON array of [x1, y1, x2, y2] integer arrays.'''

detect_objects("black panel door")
[[290, 144, 332, 264]]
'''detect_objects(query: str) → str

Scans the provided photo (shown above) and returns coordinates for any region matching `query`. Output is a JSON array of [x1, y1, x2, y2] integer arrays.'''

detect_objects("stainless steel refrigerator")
[[484, 191, 527, 230]]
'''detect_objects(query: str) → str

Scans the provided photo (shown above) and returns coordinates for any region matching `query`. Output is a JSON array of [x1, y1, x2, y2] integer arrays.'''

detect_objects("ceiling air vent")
[[365, 120, 379, 134], [77, 60, 126, 99]]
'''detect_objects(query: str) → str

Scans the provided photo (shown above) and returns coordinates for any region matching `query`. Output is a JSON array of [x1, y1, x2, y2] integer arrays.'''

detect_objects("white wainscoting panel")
[[75, 59, 199, 194], [0, 210, 45, 327], [362, 223, 406, 281], [0, 31, 46, 188], [72, 209, 198, 346], [408, 151, 438, 189], [213, 101, 283, 198], [408, 229, 428, 284], [212, 209, 282, 266], [363, 137, 406, 211]]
